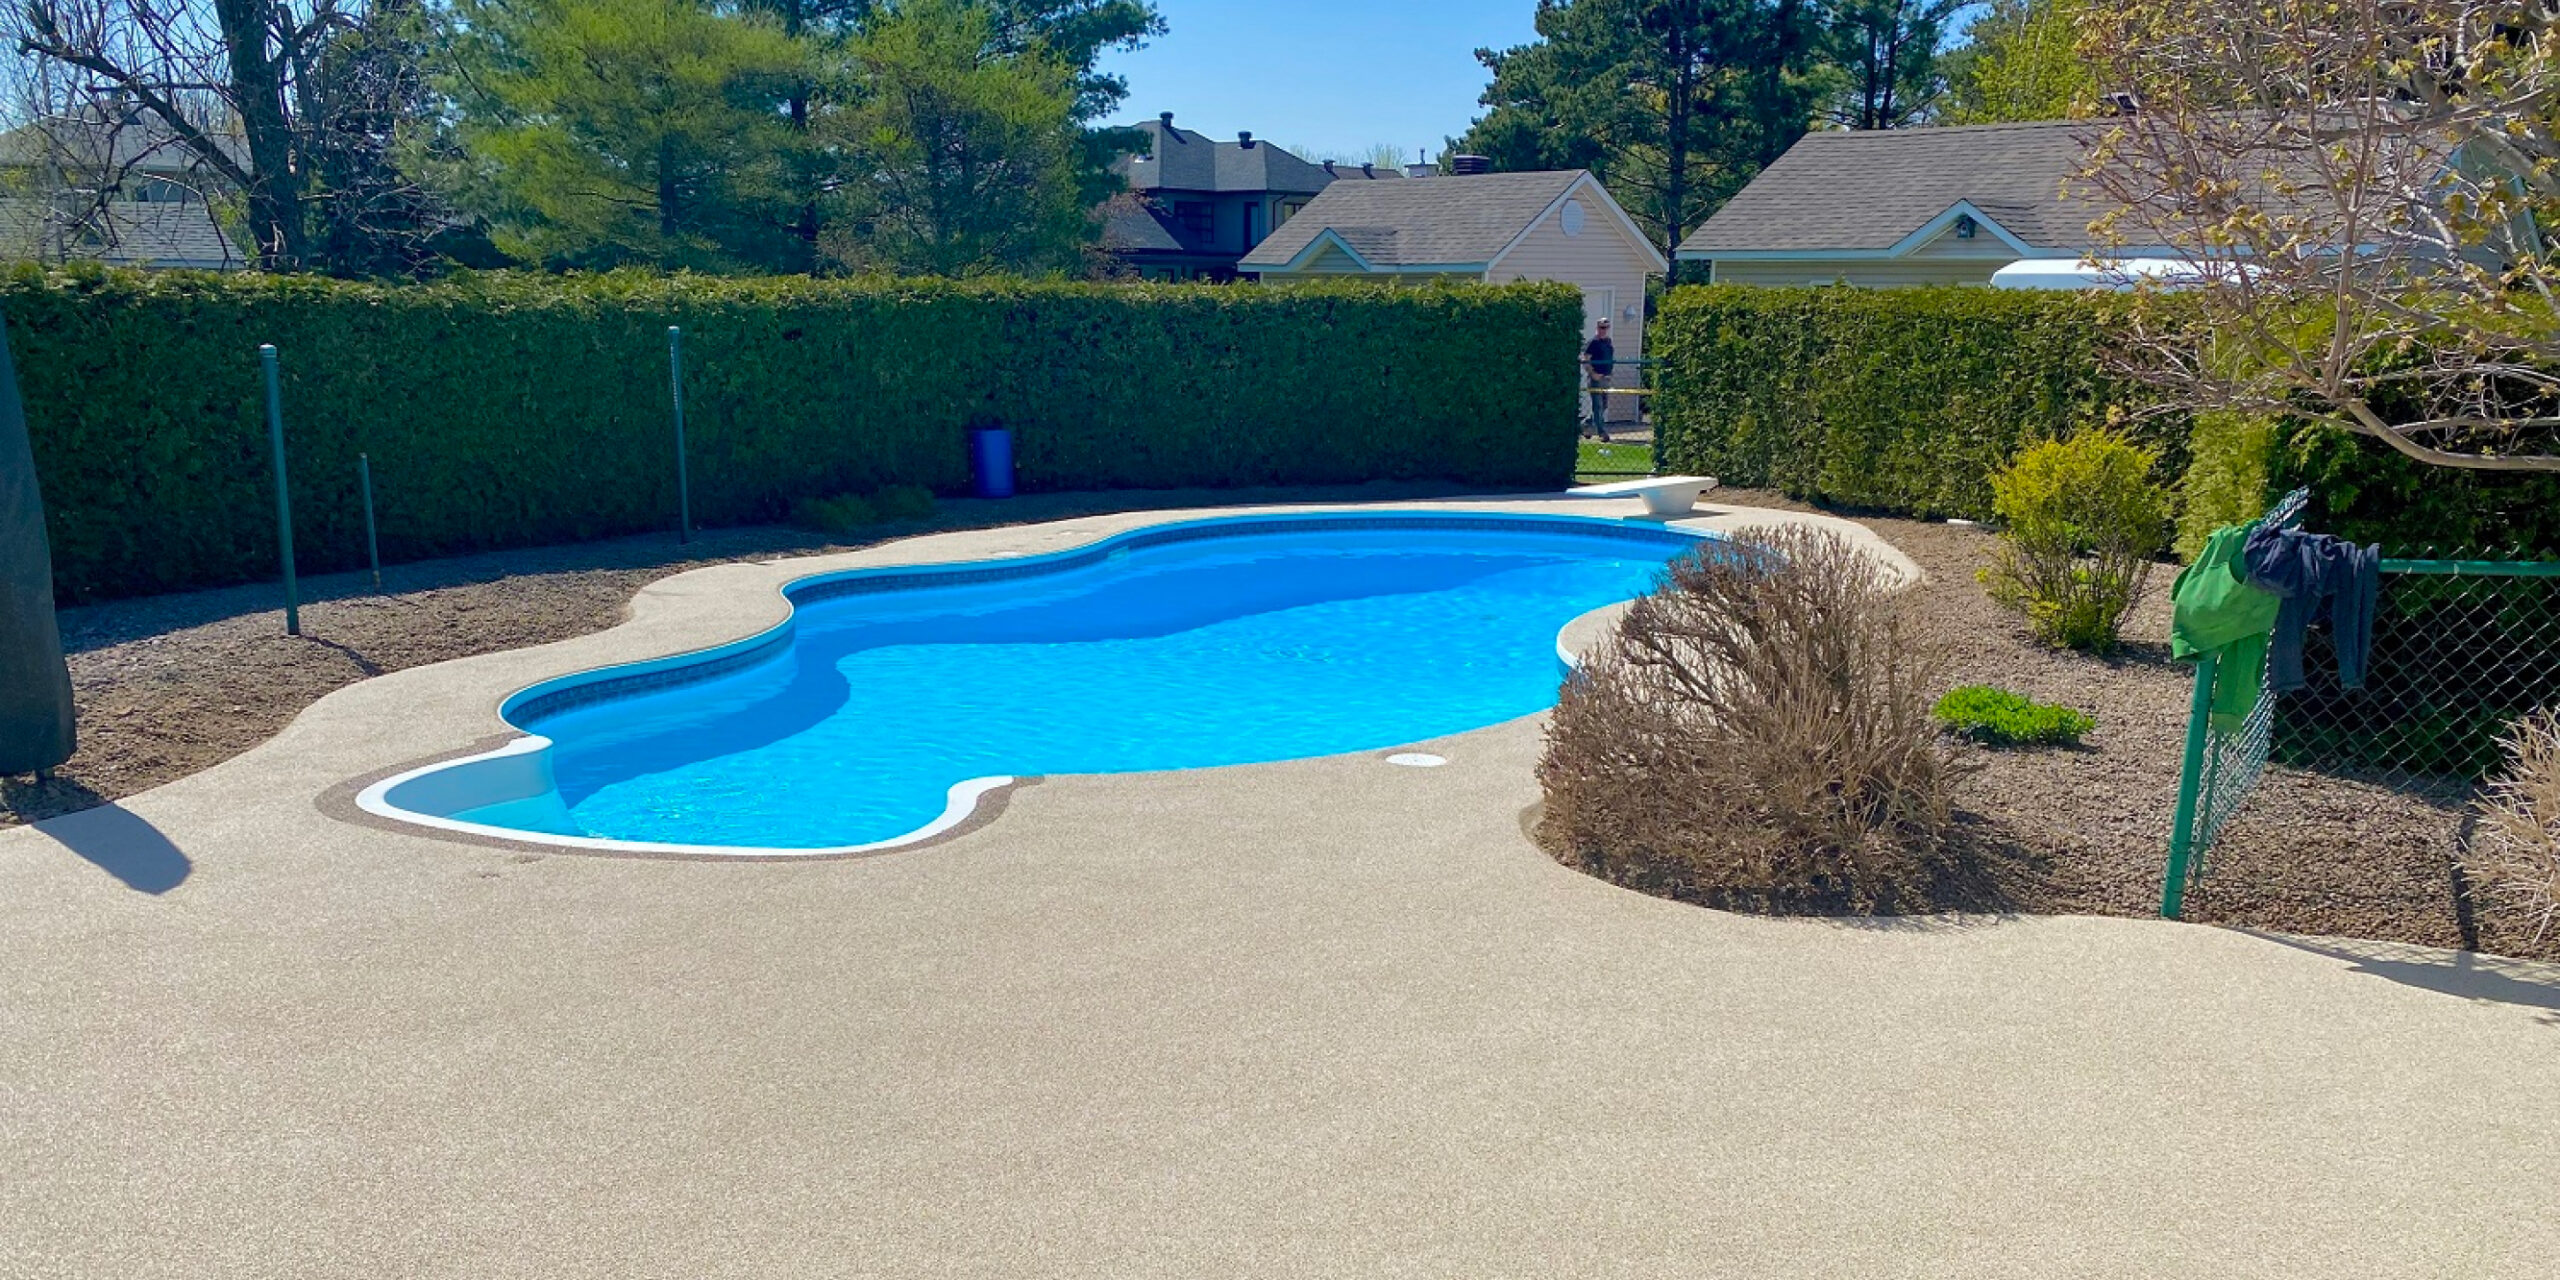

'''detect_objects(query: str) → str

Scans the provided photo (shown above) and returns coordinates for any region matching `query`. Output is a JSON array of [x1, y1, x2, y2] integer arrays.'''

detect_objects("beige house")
[[1238, 170, 1667, 422], [1676, 120, 2118, 288]]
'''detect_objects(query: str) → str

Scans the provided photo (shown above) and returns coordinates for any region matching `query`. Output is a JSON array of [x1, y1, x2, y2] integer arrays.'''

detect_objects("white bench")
[[1567, 474, 1721, 517]]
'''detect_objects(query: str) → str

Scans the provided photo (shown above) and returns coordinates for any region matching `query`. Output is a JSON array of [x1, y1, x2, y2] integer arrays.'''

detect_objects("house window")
[[1276, 198, 1308, 227], [1174, 202, 1213, 236]]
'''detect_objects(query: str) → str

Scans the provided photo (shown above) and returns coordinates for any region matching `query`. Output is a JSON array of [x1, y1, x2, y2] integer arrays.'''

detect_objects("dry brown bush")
[[1538, 526, 1982, 914], [2463, 708, 2560, 944]]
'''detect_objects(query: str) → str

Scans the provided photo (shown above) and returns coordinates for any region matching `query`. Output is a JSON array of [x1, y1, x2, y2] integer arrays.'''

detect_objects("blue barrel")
[[967, 426, 1016, 499]]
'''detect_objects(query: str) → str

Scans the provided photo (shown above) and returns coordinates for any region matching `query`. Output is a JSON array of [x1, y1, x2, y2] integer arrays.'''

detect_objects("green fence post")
[[358, 452, 381, 591], [668, 325, 691, 545], [259, 344, 299, 636], [2161, 652, 2219, 919]]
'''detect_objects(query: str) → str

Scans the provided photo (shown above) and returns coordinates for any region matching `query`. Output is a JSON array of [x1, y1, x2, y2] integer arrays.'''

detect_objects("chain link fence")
[[2164, 550, 2560, 918]]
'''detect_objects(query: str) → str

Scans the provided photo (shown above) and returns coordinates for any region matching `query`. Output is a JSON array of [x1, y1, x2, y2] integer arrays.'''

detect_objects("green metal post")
[[2160, 652, 2220, 918], [358, 452, 381, 591], [259, 344, 299, 636], [668, 325, 691, 545]]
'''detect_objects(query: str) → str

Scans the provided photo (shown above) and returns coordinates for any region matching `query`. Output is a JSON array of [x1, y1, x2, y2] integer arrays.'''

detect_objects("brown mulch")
[[8, 483, 2546, 962], [0, 481, 1475, 829], [1707, 490, 2554, 962]]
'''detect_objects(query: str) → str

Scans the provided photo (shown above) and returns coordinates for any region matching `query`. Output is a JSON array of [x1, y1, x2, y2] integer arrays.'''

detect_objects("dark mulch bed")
[[1560, 489, 2556, 963], [0, 481, 1474, 829]]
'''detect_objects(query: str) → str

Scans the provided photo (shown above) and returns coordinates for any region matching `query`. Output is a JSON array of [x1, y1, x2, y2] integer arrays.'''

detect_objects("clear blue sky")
[[1096, 0, 1541, 164]]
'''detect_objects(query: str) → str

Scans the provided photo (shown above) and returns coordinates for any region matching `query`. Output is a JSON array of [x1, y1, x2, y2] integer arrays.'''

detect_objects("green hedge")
[[6, 266, 1583, 602], [1652, 285, 2182, 519]]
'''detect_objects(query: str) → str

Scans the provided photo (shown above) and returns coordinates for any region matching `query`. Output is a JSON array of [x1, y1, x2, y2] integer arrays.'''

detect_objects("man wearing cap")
[[1581, 320, 1616, 441]]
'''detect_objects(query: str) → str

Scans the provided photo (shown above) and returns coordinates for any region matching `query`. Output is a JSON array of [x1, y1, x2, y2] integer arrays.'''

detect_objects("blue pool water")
[[461, 515, 1704, 849]]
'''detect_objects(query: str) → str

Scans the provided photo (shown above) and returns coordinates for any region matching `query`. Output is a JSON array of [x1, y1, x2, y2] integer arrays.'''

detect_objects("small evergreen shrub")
[[1980, 430, 2171, 652], [1931, 685, 2095, 747], [790, 484, 937, 534]]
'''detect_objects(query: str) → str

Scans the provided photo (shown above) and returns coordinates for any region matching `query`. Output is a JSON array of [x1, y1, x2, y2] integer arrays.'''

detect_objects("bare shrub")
[[2464, 708, 2560, 944], [1538, 526, 1977, 913]]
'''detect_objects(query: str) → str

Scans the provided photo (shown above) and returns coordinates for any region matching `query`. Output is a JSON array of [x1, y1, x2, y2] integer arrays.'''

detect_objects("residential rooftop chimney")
[[1360, 162, 1374, 176], [1237, 130, 1255, 148], [1159, 111, 1174, 125], [1449, 154, 1491, 175]]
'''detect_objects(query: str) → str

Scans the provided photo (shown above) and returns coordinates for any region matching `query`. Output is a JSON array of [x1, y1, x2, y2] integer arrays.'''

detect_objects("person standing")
[[1581, 320, 1616, 441]]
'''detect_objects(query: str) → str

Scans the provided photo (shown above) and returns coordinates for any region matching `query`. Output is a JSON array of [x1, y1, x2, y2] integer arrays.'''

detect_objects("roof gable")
[[1678, 121, 2110, 257], [1244, 170, 1655, 272]]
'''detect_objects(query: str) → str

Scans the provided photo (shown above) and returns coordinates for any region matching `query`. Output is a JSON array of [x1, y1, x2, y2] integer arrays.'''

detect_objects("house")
[[1238, 169, 1667, 422], [0, 106, 244, 270], [1676, 120, 2113, 288], [1103, 113, 1400, 281]]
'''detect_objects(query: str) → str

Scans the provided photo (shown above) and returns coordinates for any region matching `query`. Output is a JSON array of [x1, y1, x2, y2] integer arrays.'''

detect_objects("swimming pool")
[[360, 512, 1709, 855]]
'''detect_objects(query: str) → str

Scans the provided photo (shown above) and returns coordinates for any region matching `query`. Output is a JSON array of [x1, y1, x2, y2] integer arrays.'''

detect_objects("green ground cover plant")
[[1931, 685, 2095, 747], [4, 267, 1582, 602], [1980, 430, 2171, 652], [790, 484, 937, 534]]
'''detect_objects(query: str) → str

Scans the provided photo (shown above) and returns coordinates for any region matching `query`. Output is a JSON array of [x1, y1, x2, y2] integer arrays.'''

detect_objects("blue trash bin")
[[967, 425, 1015, 499]]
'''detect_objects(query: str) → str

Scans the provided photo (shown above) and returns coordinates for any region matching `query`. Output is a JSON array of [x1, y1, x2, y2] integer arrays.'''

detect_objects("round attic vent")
[[1560, 199, 1587, 236]]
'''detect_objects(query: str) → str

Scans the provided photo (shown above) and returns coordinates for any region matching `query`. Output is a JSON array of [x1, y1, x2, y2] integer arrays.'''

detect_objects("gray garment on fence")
[[2240, 524, 2380, 695], [0, 311, 74, 773]]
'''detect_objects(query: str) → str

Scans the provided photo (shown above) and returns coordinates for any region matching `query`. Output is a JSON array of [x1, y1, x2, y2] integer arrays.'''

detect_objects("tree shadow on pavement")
[[2236, 928, 2560, 1020], [11, 786, 191, 894]]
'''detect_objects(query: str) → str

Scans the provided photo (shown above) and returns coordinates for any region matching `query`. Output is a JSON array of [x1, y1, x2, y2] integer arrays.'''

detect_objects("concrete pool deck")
[[3, 496, 2555, 1277]]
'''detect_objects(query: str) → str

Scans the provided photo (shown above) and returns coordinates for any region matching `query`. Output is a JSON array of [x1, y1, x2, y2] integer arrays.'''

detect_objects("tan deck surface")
[[4, 498, 2554, 1278]]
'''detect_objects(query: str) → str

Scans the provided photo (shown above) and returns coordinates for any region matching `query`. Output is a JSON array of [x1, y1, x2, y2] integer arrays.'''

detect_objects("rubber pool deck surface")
[[3, 497, 2555, 1278]]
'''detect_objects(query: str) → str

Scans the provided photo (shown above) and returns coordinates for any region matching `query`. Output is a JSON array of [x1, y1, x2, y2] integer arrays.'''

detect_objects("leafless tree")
[[2079, 0, 2560, 473], [7, 0, 445, 271]]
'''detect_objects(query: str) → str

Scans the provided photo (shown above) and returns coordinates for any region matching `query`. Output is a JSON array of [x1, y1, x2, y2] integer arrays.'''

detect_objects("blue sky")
[[1095, 0, 1542, 164]]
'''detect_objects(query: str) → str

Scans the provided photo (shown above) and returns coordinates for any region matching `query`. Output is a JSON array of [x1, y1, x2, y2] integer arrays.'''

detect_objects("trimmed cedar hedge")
[[6, 266, 1583, 602], [1651, 285, 2184, 519], [1654, 284, 2560, 557]]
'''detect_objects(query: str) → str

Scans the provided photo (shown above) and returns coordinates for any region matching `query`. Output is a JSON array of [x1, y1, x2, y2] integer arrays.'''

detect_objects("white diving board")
[[1567, 474, 1721, 517]]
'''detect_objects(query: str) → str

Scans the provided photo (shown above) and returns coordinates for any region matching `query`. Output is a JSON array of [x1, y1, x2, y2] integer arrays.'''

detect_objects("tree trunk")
[[214, 0, 306, 268]]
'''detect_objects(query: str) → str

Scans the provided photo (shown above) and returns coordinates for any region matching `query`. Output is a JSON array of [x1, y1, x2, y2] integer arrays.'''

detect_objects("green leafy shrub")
[[2175, 410, 2277, 561], [1649, 285, 2185, 519], [790, 483, 936, 534], [1931, 685, 2095, 747], [870, 483, 935, 521], [791, 493, 879, 533], [3, 267, 1582, 602], [1981, 430, 2171, 651]]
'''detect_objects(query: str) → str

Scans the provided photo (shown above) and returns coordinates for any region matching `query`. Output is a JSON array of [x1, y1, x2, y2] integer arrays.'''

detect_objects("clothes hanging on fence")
[[2239, 525, 2380, 695], [2170, 523, 2284, 732]]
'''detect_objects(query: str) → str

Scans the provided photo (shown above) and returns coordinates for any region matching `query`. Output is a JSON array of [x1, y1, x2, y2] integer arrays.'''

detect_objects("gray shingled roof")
[[1238, 170, 1586, 270], [0, 197, 243, 269], [1116, 119, 1397, 196], [0, 110, 247, 180], [1094, 192, 1184, 254], [1678, 120, 2110, 255]]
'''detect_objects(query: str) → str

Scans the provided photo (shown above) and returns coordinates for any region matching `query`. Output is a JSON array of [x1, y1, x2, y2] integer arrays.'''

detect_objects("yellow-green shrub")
[[1981, 430, 2171, 651], [5, 266, 1582, 601]]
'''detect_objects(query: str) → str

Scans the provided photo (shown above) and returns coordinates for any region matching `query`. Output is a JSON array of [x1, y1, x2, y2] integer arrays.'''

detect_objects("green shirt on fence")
[[2170, 523, 2283, 732]]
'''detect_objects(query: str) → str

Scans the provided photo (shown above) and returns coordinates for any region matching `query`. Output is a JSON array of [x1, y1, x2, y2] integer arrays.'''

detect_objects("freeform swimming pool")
[[360, 512, 1709, 855]]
